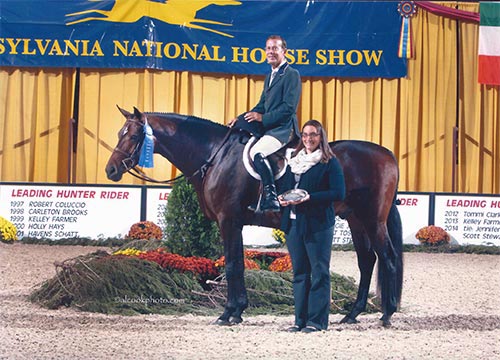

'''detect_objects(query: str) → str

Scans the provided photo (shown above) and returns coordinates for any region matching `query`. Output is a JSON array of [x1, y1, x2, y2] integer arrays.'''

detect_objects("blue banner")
[[0, 0, 407, 78]]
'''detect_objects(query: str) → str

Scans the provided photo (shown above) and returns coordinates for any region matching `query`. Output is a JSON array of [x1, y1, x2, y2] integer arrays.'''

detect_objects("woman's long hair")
[[292, 119, 335, 163]]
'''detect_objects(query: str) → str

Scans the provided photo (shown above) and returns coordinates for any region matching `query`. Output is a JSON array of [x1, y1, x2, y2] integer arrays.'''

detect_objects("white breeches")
[[249, 135, 283, 159]]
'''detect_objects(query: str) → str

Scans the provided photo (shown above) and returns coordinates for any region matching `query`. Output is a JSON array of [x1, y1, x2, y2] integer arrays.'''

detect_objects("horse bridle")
[[114, 116, 234, 184], [113, 118, 145, 173], [112, 117, 181, 184]]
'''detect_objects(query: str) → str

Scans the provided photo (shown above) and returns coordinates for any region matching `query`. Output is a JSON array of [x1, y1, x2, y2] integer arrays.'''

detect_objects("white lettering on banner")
[[0, 185, 141, 240]]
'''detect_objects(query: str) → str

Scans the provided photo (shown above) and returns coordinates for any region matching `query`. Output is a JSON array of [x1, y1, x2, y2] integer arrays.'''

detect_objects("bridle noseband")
[[113, 118, 145, 173]]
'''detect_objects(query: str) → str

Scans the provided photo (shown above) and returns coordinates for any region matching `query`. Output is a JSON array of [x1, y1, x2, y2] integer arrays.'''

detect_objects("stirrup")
[[248, 193, 263, 213]]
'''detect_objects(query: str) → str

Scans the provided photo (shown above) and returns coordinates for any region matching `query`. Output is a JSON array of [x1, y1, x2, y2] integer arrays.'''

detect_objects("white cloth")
[[288, 148, 322, 174], [269, 60, 286, 86], [269, 71, 277, 86]]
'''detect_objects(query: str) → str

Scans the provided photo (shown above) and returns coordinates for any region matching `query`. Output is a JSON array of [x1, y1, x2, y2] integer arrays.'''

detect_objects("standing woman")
[[278, 119, 345, 333]]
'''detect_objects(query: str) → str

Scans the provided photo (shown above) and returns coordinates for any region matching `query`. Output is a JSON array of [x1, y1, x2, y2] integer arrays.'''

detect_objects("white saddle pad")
[[242, 136, 289, 181]]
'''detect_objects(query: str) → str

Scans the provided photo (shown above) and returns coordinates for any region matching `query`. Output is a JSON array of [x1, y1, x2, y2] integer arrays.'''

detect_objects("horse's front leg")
[[215, 218, 248, 326]]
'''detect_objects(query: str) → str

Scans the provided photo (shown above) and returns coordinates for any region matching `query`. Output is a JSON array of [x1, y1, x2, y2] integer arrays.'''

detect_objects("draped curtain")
[[1, 2, 498, 193], [0, 68, 74, 182]]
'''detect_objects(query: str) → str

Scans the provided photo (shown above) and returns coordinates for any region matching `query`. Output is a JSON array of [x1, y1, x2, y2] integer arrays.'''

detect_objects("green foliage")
[[29, 251, 378, 316], [332, 243, 500, 255], [21, 237, 129, 247], [401, 243, 500, 255], [242, 270, 379, 315], [29, 251, 214, 316], [163, 177, 223, 260]]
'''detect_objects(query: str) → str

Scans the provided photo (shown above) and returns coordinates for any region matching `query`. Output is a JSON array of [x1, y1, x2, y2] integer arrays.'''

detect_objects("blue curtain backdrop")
[[0, 0, 407, 78]]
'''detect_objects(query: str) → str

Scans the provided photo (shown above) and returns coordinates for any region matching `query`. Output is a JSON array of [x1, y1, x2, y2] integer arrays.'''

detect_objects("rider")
[[229, 35, 302, 213]]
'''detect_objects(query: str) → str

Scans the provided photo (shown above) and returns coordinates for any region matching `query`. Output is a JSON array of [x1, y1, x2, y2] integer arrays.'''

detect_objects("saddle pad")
[[242, 137, 289, 181]]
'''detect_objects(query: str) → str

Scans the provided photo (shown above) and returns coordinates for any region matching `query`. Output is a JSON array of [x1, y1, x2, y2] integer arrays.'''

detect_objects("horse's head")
[[105, 106, 147, 181]]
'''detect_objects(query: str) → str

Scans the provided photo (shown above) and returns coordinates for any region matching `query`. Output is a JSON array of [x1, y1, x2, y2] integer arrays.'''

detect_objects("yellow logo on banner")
[[65, 0, 241, 38]]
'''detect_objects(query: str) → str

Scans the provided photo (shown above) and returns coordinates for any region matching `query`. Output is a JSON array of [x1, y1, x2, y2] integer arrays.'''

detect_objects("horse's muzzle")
[[105, 164, 123, 182]]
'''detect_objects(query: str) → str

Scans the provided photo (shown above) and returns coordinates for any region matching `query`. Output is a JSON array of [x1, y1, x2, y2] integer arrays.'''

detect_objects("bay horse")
[[105, 107, 403, 327]]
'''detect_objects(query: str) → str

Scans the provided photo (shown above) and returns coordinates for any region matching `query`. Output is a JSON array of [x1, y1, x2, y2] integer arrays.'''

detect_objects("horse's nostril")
[[106, 165, 116, 178]]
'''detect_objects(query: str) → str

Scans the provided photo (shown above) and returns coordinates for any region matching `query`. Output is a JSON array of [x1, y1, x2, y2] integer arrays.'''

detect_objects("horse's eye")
[[130, 134, 140, 141]]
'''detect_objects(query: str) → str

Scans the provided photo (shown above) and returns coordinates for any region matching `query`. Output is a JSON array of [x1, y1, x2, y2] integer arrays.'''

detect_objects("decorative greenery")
[[29, 251, 212, 315], [0, 216, 18, 243], [127, 221, 163, 240], [331, 243, 500, 255], [415, 225, 451, 246], [20, 236, 129, 247], [30, 249, 378, 316], [163, 177, 223, 260]]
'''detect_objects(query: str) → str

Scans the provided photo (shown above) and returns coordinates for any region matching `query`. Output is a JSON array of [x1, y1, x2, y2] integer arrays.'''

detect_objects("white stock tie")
[[269, 71, 277, 86]]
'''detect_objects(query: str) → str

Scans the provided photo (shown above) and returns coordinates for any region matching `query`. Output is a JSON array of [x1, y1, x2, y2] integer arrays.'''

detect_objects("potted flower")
[[127, 221, 163, 240], [415, 225, 450, 246]]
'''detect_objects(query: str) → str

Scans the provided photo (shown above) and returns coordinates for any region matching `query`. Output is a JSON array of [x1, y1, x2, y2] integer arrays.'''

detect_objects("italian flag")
[[478, 2, 500, 85]]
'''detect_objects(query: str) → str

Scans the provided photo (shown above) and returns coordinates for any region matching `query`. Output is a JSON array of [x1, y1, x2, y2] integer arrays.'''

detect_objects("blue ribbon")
[[399, 17, 411, 58], [138, 120, 154, 168]]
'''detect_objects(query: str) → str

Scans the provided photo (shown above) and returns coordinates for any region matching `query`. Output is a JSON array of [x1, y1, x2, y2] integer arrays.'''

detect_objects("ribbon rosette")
[[138, 119, 154, 168], [398, 1, 417, 59]]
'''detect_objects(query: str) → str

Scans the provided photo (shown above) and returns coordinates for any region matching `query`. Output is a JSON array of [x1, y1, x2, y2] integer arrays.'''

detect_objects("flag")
[[478, 2, 500, 85]]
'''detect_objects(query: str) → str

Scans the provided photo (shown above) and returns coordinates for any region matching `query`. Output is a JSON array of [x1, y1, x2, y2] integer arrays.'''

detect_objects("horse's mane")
[[145, 112, 228, 132]]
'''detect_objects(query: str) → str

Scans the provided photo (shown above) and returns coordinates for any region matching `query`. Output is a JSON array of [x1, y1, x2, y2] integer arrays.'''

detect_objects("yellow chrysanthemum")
[[0, 217, 18, 243]]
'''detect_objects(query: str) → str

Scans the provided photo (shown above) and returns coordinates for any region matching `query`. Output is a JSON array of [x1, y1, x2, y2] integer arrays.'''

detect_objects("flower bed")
[[215, 250, 292, 272], [113, 247, 293, 286]]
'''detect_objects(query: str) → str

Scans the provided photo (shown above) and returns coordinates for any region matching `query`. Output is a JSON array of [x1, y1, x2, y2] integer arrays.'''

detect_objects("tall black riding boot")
[[252, 153, 280, 213]]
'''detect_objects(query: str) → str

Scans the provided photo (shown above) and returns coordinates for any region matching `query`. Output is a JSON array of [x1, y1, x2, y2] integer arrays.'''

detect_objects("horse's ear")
[[116, 105, 131, 118], [133, 107, 143, 121]]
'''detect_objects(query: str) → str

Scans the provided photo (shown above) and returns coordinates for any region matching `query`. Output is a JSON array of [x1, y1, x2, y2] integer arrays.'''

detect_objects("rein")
[[123, 118, 234, 184]]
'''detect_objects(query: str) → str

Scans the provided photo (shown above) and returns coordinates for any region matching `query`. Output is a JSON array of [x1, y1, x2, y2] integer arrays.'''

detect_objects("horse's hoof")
[[214, 318, 233, 326], [379, 316, 392, 328], [339, 316, 358, 324], [228, 316, 243, 325]]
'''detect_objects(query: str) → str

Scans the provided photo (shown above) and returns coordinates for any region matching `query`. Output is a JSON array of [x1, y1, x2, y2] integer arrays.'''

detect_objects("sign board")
[[1, 183, 499, 246], [145, 187, 172, 228], [397, 193, 431, 244], [0, 184, 141, 240], [434, 194, 500, 245]]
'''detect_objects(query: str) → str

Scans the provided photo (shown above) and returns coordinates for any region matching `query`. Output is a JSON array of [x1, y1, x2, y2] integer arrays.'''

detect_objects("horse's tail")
[[378, 197, 404, 309]]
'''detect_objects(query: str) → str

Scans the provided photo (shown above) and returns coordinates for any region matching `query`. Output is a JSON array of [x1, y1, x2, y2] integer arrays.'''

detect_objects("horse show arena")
[[1, 243, 499, 360]]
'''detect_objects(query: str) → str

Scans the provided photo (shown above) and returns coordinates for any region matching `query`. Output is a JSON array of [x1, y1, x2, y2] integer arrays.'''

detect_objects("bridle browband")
[[114, 116, 233, 184]]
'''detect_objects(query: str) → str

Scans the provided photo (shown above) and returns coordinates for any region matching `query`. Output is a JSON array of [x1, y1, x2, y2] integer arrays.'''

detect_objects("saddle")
[[232, 116, 296, 181]]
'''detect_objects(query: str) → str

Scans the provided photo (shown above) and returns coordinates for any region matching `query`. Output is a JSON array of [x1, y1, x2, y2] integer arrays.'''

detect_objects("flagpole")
[[453, 3, 460, 193]]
